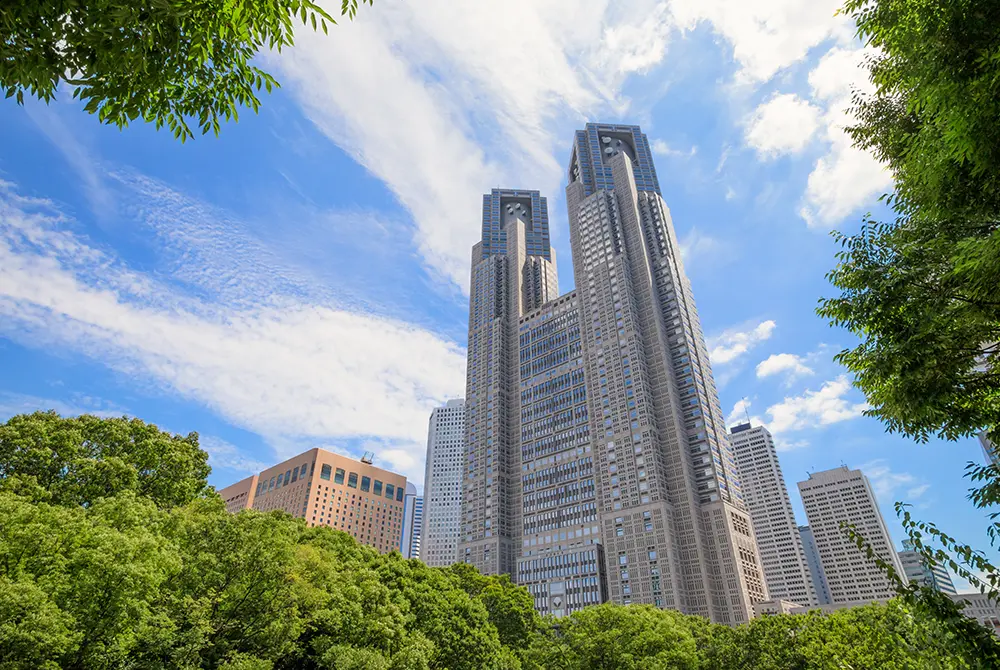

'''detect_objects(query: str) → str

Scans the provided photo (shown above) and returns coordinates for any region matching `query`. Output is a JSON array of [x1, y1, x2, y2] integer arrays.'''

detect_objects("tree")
[[0, 0, 373, 141], [0, 411, 211, 508], [817, 0, 1000, 655], [818, 0, 1000, 446]]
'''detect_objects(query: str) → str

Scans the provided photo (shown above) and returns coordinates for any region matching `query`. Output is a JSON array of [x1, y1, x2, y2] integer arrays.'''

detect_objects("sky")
[[0, 0, 994, 587]]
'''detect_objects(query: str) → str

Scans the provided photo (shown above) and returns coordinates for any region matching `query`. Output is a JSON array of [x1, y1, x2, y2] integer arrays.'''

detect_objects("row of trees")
[[2, 411, 998, 669]]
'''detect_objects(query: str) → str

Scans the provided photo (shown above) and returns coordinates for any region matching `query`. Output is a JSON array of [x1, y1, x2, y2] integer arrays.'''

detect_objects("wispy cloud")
[[860, 458, 929, 502], [765, 375, 868, 434], [708, 319, 776, 365], [0, 180, 466, 478]]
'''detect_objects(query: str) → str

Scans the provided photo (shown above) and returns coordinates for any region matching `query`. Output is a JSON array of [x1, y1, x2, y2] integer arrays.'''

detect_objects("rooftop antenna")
[[743, 397, 752, 425], [361, 451, 374, 465]]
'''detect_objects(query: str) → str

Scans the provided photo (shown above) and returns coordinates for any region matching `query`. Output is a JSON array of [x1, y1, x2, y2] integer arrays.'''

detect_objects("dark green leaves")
[[0, 0, 374, 141]]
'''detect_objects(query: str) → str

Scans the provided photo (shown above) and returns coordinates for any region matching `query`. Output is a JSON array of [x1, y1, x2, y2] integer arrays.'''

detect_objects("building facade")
[[729, 423, 816, 606], [459, 123, 767, 625], [981, 432, 998, 466], [422, 399, 466, 567], [401, 483, 423, 559], [899, 540, 957, 595], [217, 448, 408, 554], [797, 466, 904, 604], [218, 474, 257, 514], [800, 525, 833, 605]]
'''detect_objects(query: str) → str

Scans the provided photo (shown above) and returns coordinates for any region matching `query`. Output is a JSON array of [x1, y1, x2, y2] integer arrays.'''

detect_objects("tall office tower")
[[459, 125, 767, 624], [729, 423, 816, 606], [401, 483, 423, 559], [899, 540, 957, 595], [799, 525, 833, 605], [423, 400, 466, 567], [980, 432, 998, 466], [217, 449, 408, 554], [798, 466, 905, 604], [565, 123, 766, 624]]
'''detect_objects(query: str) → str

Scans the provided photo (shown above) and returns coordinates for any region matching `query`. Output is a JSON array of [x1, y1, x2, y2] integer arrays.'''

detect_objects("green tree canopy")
[[0, 0, 373, 141], [0, 411, 210, 508], [818, 0, 1000, 445]]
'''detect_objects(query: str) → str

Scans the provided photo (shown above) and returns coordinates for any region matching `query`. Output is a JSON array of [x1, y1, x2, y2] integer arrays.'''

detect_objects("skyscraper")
[[422, 399, 466, 567], [797, 466, 904, 604], [729, 423, 816, 606], [459, 124, 767, 624], [401, 483, 423, 559], [980, 431, 998, 466], [799, 525, 833, 605], [899, 540, 957, 595]]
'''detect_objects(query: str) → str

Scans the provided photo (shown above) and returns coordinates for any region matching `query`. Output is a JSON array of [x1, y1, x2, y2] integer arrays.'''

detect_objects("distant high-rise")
[[729, 423, 816, 606], [217, 449, 408, 554], [401, 483, 423, 559], [797, 466, 904, 604], [422, 399, 466, 567], [899, 540, 957, 595], [458, 123, 767, 624], [980, 432, 998, 466], [799, 525, 833, 605]]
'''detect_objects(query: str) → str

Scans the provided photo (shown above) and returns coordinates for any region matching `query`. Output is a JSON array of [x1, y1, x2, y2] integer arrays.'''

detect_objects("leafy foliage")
[[0, 411, 210, 508], [2, 411, 997, 669], [818, 0, 1000, 444], [0, 0, 373, 140]]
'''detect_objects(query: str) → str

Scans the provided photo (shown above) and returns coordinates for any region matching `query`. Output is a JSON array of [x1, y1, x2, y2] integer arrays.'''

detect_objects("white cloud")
[[745, 93, 823, 157], [0, 180, 466, 480], [708, 319, 776, 365], [756, 352, 814, 381], [668, 0, 852, 83], [799, 47, 893, 226], [200, 436, 273, 475], [0, 392, 126, 421], [726, 398, 763, 428], [861, 458, 929, 502], [678, 228, 721, 265], [269, 0, 679, 292], [651, 139, 698, 157], [765, 375, 868, 434]]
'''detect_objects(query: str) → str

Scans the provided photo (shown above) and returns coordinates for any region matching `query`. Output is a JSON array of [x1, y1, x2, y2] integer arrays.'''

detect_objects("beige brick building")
[[217, 448, 408, 554]]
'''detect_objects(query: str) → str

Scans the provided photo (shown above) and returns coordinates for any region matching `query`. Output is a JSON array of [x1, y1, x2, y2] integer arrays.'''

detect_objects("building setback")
[[799, 525, 833, 605], [422, 399, 466, 567], [401, 483, 423, 559], [797, 466, 904, 604], [217, 448, 408, 554], [459, 123, 767, 624], [899, 540, 957, 595], [729, 423, 816, 606]]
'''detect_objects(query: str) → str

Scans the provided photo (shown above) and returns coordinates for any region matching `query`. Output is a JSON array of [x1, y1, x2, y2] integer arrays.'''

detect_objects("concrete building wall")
[[422, 399, 466, 567], [218, 474, 258, 514], [223, 448, 407, 554], [797, 466, 904, 604], [800, 525, 833, 605], [729, 423, 816, 606]]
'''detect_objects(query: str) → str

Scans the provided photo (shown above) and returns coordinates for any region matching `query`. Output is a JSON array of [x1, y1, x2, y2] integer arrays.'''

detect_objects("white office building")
[[729, 423, 816, 606], [421, 399, 465, 567], [799, 525, 833, 605], [798, 466, 904, 604]]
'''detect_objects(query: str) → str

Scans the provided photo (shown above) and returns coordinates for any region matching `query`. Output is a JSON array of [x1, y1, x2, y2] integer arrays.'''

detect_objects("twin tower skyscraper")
[[459, 123, 767, 625]]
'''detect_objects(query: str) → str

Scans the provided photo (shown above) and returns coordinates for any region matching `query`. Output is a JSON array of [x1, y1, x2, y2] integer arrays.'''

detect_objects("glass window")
[[268, 477, 275, 491], [320, 464, 332, 481], [335, 468, 345, 484], [373, 480, 383, 496], [284, 469, 292, 484], [361, 476, 371, 492], [396, 486, 404, 502], [385, 484, 395, 499], [276, 473, 284, 487], [348, 472, 358, 488], [291, 469, 298, 483], [300, 463, 308, 477]]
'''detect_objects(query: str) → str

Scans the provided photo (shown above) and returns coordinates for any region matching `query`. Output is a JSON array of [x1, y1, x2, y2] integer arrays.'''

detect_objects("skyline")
[[0, 0, 993, 593]]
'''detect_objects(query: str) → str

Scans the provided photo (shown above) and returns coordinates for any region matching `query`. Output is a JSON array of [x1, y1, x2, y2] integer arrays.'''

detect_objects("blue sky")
[[0, 0, 993, 586]]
